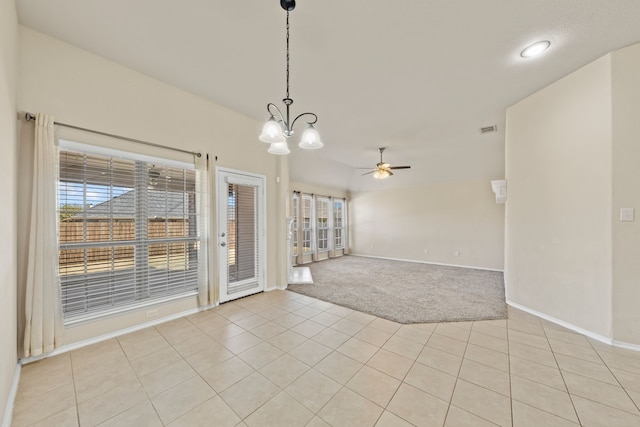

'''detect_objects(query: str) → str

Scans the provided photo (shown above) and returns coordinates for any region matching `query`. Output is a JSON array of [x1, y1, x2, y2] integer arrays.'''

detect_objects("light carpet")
[[287, 255, 506, 324]]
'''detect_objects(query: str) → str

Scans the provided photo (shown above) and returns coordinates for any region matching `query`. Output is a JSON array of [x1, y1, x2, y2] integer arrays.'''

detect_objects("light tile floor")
[[11, 290, 640, 427]]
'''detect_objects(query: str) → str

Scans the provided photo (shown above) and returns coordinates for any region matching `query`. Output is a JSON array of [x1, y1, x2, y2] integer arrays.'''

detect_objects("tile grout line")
[[284, 302, 383, 425], [506, 315, 514, 427], [237, 294, 358, 424], [368, 325, 432, 427], [441, 322, 472, 427], [131, 325, 182, 426], [539, 319, 584, 426], [585, 335, 640, 415], [508, 313, 599, 424], [69, 352, 81, 427]]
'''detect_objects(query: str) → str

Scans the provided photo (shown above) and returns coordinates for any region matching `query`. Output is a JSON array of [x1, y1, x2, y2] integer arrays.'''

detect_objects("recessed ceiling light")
[[521, 40, 551, 58]]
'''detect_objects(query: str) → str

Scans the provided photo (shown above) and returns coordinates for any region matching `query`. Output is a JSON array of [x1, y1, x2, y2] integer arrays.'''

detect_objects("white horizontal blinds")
[[227, 183, 259, 288], [145, 164, 198, 298], [301, 194, 313, 255], [316, 197, 330, 251], [334, 198, 345, 249], [291, 193, 299, 265], [58, 147, 198, 321]]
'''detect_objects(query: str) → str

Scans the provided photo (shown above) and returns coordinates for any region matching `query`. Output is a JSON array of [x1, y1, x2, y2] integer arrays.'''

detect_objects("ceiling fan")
[[359, 147, 411, 179]]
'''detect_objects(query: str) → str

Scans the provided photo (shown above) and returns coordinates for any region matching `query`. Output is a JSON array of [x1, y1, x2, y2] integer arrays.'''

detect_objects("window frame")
[[300, 193, 314, 257], [58, 140, 201, 324], [316, 196, 331, 253], [291, 191, 347, 264], [291, 193, 299, 262], [333, 198, 346, 250]]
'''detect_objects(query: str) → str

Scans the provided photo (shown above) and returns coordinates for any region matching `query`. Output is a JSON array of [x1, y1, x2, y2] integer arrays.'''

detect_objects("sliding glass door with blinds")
[[58, 140, 206, 323], [217, 168, 266, 302]]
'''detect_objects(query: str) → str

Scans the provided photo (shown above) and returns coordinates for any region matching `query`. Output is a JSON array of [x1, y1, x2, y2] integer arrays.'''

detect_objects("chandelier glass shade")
[[259, 117, 286, 144], [260, 0, 323, 155], [268, 141, 291, 155]]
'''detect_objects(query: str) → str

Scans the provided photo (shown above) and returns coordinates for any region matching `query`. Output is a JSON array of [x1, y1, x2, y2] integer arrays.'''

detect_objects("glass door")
[[217, 168, 266, 302]]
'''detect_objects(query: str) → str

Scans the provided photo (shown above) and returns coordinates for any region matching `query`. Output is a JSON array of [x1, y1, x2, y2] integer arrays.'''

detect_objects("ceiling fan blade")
[[361, 170, 376, 176], [389, 166, 411, 170]]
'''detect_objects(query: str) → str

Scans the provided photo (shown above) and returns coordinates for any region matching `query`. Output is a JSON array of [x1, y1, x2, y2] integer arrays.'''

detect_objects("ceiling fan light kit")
[[259, 0, 323, 155], [361, 147, 411, 180], [373, 169, 391, 179]]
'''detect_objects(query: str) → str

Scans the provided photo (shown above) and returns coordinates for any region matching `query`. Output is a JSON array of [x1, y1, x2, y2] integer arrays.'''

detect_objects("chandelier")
[[259, 0, 323, 155]]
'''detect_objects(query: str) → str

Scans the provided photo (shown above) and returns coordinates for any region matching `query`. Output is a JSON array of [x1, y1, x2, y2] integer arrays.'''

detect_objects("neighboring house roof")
[[74, 189, 190, 219]]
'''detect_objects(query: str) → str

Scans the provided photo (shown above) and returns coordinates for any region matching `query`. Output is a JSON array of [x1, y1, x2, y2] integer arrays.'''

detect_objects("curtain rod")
[[294, 190, 345, 200], [24, 112, 201, 158]]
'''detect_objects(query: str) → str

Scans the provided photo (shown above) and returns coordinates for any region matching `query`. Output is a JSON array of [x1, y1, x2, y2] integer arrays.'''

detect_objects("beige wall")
[[17, 27, 287, 348], [349, 180, 504, 270], [611, 43, 640, 345], [505, 55, 613, 338], [0, 0, 17, 421]]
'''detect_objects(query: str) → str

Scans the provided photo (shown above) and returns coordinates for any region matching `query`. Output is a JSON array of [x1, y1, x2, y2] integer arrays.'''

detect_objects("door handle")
[[221, 242, 226, 247]]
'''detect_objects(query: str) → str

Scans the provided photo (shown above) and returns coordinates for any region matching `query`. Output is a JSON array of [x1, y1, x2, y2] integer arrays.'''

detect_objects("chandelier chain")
[[259, 1, 322, 153], [286, 10, 290, 100]]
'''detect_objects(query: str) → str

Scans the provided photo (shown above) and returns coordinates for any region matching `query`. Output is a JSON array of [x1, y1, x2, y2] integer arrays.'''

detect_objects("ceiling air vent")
[[480, 125, 497, 134]]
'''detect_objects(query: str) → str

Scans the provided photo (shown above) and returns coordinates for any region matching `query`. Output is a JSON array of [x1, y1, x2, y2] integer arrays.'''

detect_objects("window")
[[334, 198, 345, 249], [58, 143, 201, 322], [291, 191, 347, 262], [291, 193, 299, 256], [301, 194, 313, 254], [316, 197, 330, 251]]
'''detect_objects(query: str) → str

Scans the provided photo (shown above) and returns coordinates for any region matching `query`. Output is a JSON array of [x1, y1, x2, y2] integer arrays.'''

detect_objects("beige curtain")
[[195, 154, 210, 306], [23, 113, 64, 357]]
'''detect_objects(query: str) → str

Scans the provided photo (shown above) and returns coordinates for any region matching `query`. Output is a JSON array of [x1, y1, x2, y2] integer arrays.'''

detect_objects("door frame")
[[216, 167, 267, 303]]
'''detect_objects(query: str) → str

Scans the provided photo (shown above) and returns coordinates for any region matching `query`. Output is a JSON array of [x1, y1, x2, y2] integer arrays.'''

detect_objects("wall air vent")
[[480, 125, 497, 134]]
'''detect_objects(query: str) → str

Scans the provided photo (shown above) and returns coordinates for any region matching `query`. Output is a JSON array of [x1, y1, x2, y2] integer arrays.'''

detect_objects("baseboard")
[[1, 362, 21, 427], [612, 340, 640, 352], [507, 300, 612, 345], [20, 303, 218, 365], [349, 253, 504, 272], [506, 300, 640, 351]]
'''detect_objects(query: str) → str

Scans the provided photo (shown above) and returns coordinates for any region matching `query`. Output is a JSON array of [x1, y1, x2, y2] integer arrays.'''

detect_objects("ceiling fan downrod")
[[280, 0, 295, 11]]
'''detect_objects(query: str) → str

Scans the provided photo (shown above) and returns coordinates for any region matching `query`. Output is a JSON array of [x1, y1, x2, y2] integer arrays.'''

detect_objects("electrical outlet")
[[424, 249, 429, 254], [146, 309, 158, 318], [454, 250, 460, 257]]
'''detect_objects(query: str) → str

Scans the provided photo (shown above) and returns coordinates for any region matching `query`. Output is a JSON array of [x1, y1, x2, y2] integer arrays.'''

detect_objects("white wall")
[[349, 180, 504, 270], [611, 43, 640, 345], [17, 27, 286, 349], [505, 55, 613, 338], [0, 0, 17, 422]]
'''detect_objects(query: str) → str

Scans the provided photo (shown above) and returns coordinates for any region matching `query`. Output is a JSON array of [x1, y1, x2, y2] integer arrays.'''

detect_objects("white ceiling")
[[16, 0, 640, 190]]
